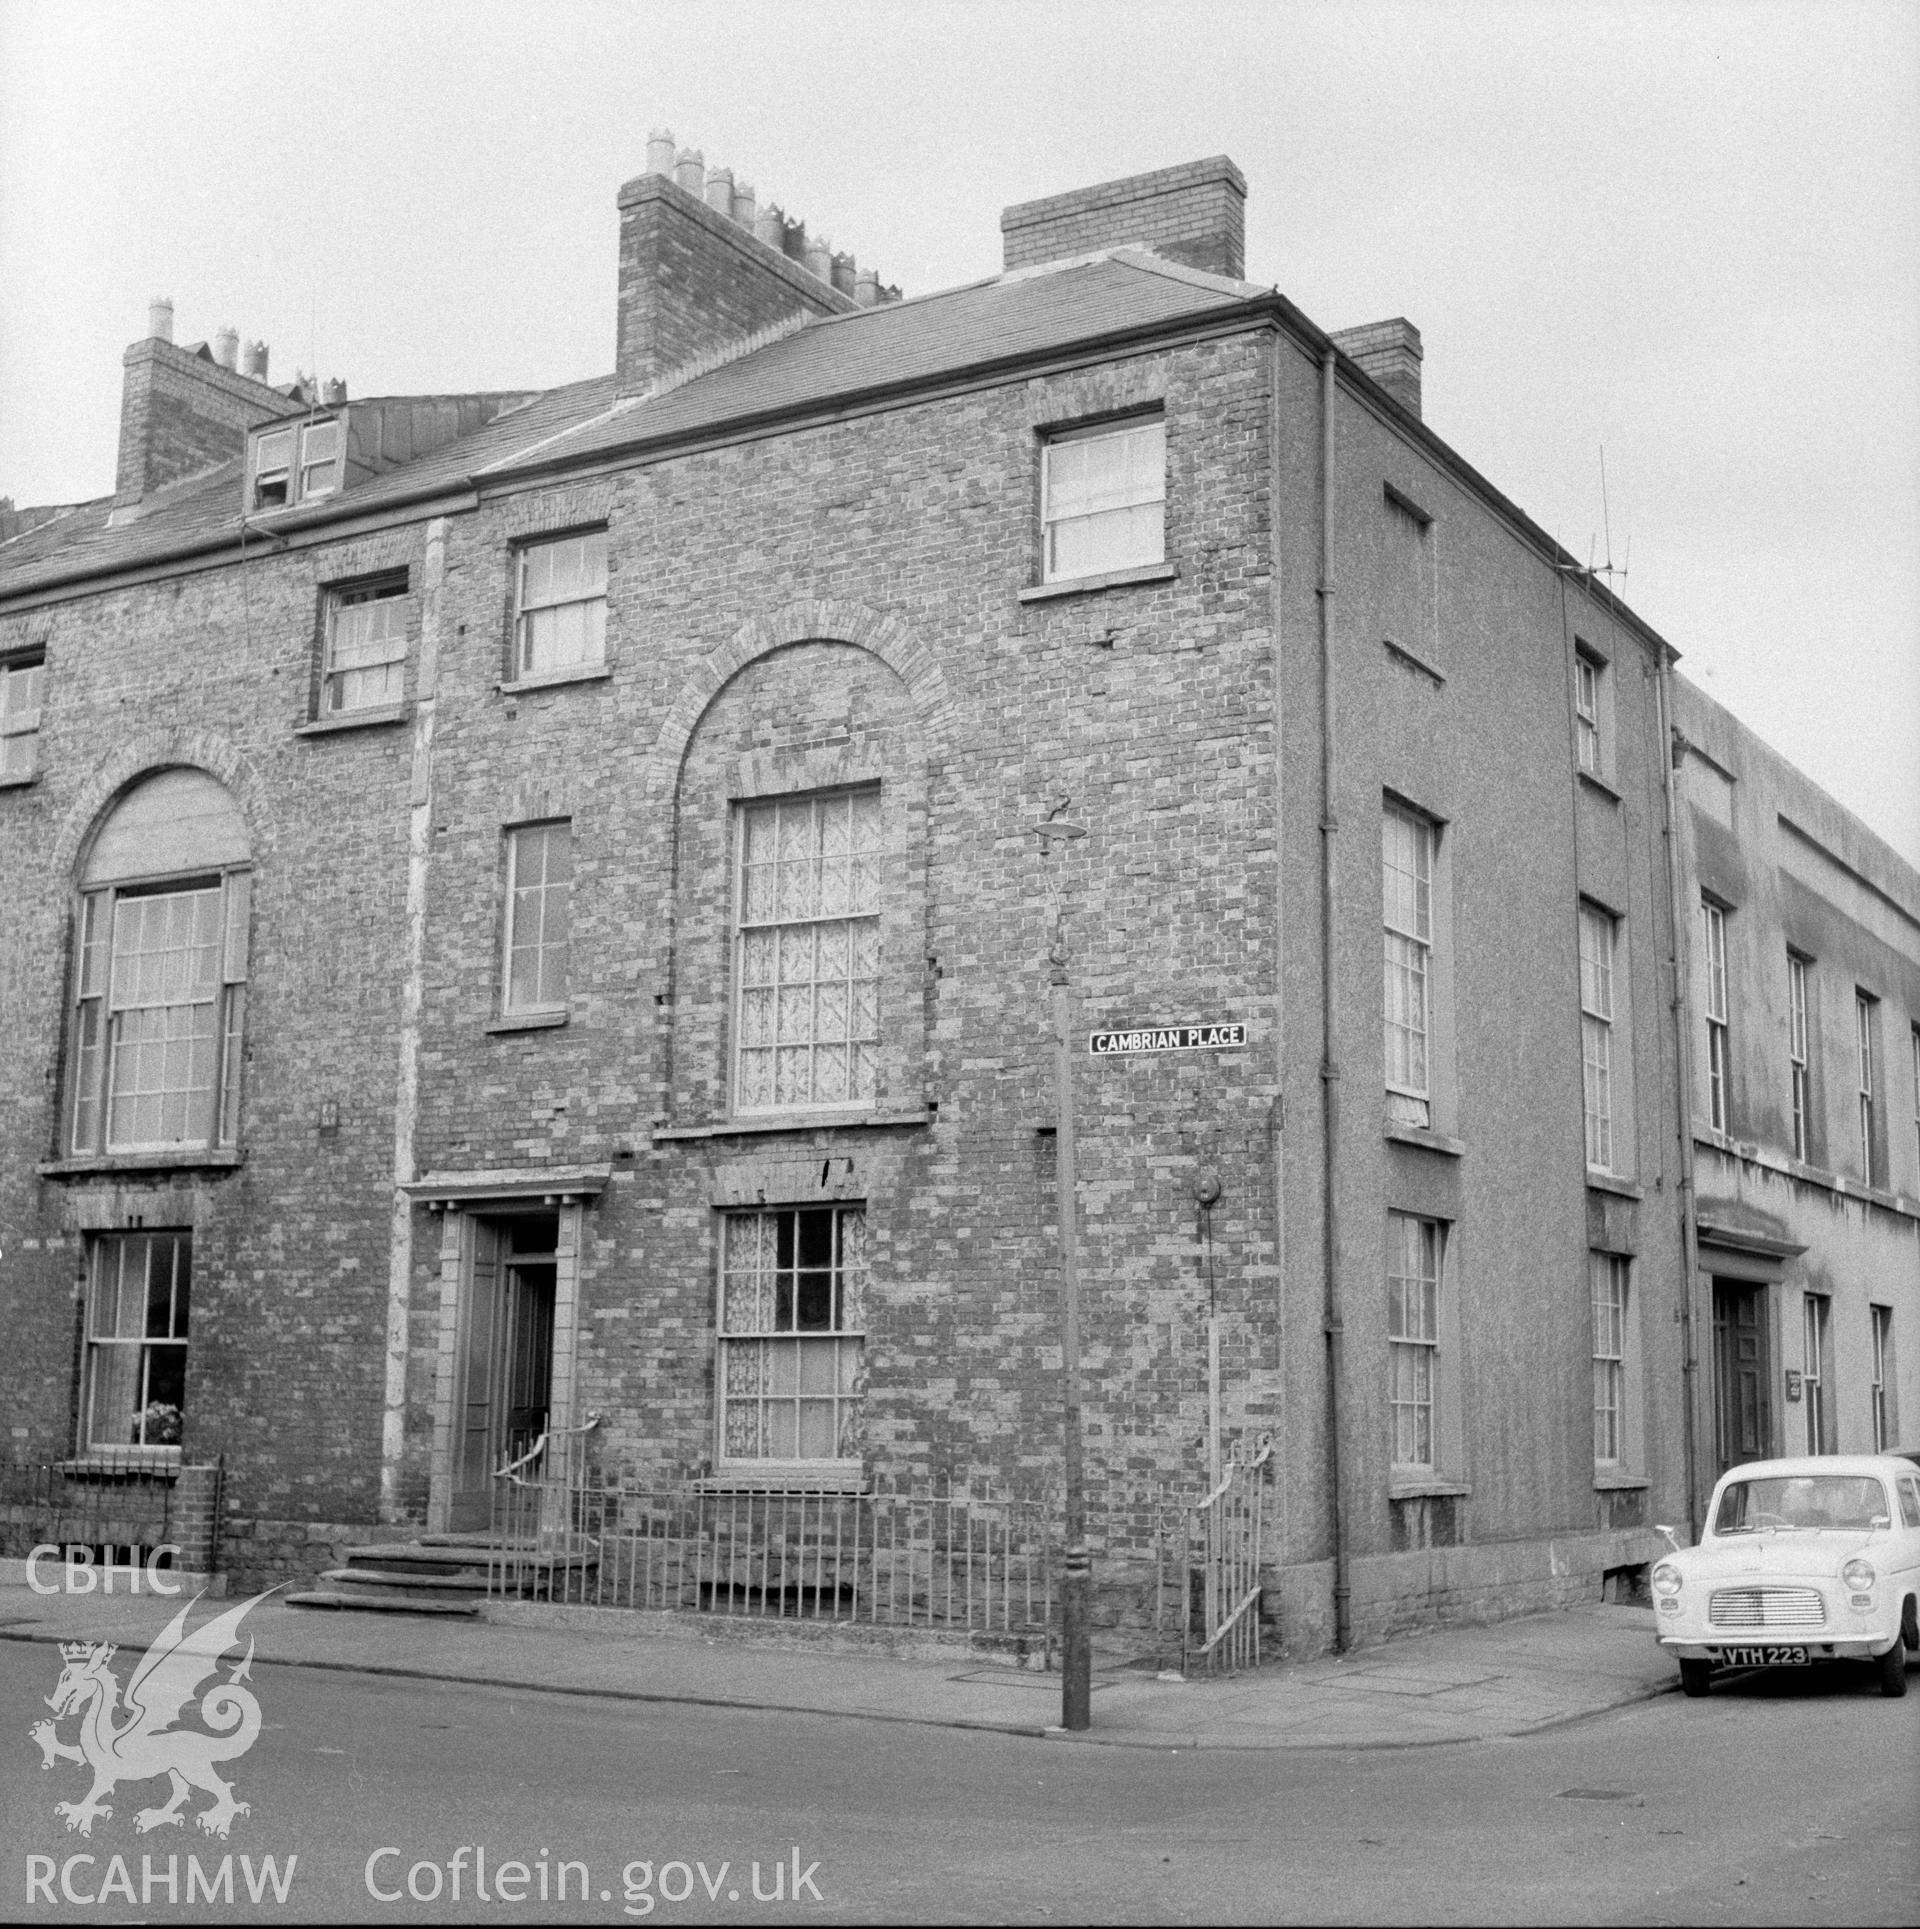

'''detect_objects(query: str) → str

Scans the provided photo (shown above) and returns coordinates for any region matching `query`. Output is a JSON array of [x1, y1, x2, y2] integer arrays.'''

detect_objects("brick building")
[[3, 147, 1914, 1651]]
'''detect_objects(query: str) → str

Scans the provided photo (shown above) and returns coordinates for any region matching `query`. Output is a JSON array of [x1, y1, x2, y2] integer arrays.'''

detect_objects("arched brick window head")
[[69, 768, 252, 1155]]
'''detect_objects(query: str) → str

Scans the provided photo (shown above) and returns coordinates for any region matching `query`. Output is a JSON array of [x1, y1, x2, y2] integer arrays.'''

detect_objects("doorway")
[[450, 1214, 557, 1533], [1711, 1279, 1771, 1477]]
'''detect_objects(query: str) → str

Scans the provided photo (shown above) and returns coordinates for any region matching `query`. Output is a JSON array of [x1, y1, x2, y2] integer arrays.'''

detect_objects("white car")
[[1653, 1454, 1920, 1699]]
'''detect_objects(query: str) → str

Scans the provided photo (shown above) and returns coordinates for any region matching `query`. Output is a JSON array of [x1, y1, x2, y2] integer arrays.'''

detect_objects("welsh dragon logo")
[[30, 1591, 271, 1838]]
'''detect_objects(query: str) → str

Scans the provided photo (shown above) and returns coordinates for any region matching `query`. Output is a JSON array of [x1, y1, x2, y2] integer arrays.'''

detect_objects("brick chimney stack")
[[614, 134, 869, 398], [113, 307, 287, 504], [1331, 318, 1424, 418], [1000, 157, 1248, 279]]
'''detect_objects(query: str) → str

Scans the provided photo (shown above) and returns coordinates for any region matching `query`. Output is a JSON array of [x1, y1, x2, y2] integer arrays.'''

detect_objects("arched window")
[[68, 769, 251, 1155]]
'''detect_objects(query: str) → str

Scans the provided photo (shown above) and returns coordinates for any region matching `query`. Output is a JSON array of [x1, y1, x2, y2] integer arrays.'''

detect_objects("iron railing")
[[0, 1456, 222, 1573]]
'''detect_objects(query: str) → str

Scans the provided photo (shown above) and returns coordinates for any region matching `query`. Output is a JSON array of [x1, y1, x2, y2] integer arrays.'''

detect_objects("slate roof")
[[0, 252, 1262, 605]]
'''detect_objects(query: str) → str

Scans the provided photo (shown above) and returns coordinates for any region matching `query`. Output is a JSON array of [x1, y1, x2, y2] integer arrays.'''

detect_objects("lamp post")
[[1034, 799, 1091, 1732]]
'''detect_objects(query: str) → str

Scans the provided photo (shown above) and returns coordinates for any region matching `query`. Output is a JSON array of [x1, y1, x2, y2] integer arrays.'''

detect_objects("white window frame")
[[716, 1204, 866, 1471], [1383, 804, 1434, 1128], [1701, 899, 1729, 1132], [321, 577, 409, 714], [512, 530, 608, 680], [1040, 415, 1166, 583], [250, 416, 340, 511], [1855, 991, 1878, 1186], [1591, 1253, 1630, 1466], [1787, 954, 1811, 1162], [1803, 1292, 1831, 1456], [298, 419, 340, 500], [251, 427, 294, 509], [1870, 1305, 1894, 1454], [1579, 903, 1615, 1172], [1387, 1212, 1443, 1471], [82, 1231, 191, 1458], [0, 652, 45, 780], [733, 789, 882, 1116], [69, 869, 250, 1156], [502, 821, 572, 1017], [1573, 650, 1602, 777]]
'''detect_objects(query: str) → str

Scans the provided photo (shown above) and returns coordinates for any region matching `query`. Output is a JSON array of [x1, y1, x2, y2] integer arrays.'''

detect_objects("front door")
[[451, 1215, 557, 1533], [1711, 1280, 1771, 1477]]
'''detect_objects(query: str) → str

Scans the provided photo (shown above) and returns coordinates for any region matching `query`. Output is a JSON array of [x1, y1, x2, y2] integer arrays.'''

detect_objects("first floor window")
[[71, 871, 250, 1154], [1787, 954, 1811, 1162], [1803, 1293, 1831, 1455], [718, 1205, 866, 1464], [1387, 1212, 1443, 1470], [1, 652, 44, 779], [1871, 1306, 1894, 1454], [1579, 904, 1616, 1171], [513, 530, 607, 678], [1855, 992, 1879, 1186], [1591, 1254, 1629, 1465], [735, 790, 881, 1112], [83, 1232, 190, 1452], [322, 578, 408, 712], [1383, 804, 1435, 1128], [1701, 899, 1729, 1132], [1041, 415, 1165, 581], [503, 821, 571, 1014]]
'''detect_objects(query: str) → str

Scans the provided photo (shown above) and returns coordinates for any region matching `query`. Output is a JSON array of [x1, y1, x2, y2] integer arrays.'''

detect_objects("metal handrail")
[[1193, 1432, 1273, 1514], [492, 1409, 602, 1483]]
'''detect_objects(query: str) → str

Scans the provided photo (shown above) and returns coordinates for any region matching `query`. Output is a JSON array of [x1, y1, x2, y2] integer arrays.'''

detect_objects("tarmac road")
[[3, 1643, 1914, 1924]]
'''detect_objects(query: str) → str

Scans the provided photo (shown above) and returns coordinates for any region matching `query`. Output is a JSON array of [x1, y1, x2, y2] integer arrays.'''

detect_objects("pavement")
[[0, 1575, 1674, 1750]]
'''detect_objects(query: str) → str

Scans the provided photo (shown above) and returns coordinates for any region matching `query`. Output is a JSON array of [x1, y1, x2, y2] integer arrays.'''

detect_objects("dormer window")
[[250, 417, 341, 511]]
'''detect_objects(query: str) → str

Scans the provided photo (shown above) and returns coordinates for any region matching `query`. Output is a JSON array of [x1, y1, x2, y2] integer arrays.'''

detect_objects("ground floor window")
[[718, 1205, 866, 1466], [1387, 1212, 1443, 1471], [1591, 1253, 1630, 1465], [1871, 1305, 1894, 1453], [83, 1231, 190, 1452], [1803, 1292, 1832, 1455]]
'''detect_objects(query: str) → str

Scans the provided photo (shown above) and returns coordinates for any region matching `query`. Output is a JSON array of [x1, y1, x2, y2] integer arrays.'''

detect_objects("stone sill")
[[38, 1149, 244, 1178], [1585, 1171, 1644, 1201], [1578, 769, 1622, 804], [486, 1010, 569, 1034], [1018, 561, 1177, 603], [0, 769, 38, 791], [294, 704, 411, 736], [1593, 1473, 1651, 1491], [1385, 1122, 1465, 1158], [1389, 1479, 1471, 1501], [56, 1454, 182, 1478], [498, 663, 613, 697], [696, 1467, 866, 1494], [653, 1108, 936, 1143]]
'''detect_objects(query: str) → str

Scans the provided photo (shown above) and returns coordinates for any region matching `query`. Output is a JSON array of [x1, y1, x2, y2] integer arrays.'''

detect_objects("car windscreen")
[[1713, 1474, 1892, 1533]]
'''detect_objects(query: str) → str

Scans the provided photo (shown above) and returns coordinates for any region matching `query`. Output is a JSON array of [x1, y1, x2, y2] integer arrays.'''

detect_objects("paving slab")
[[0, 1580, 1672, 1751]]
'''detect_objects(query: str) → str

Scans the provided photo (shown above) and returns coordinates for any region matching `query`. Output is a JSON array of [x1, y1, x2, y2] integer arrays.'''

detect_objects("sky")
[[2, 0, 1916, 864]]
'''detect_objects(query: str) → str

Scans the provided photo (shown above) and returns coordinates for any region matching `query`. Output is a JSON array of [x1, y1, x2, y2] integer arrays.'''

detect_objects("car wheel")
[[1876, 1642, 1908, 1699], [1679, 1658, 1712, 1698]]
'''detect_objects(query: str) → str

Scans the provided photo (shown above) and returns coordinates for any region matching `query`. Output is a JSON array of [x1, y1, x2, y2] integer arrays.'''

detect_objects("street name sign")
[[1088, 1023, 1246, 1056]]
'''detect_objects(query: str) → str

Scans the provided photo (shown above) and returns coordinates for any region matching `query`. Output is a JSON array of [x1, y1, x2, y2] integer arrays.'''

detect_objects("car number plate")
[[1714, 1644, 1810, 1667]]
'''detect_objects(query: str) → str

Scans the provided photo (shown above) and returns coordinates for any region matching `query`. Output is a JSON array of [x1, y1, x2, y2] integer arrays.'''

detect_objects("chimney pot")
[[804, 235, 833, 283], [646, 129, 677, 176], [754, 201, 785, 249], [830, 250, 857, 296], [321, 377, 347, 405], [854, 268, 880, 308], [731, 179, 756, 230], [704, 164, 734, 213], [213, 326, 239, 371], [147, 297, 175, 343], [674, 147, 705, 193], [242, 339, 269, 381]]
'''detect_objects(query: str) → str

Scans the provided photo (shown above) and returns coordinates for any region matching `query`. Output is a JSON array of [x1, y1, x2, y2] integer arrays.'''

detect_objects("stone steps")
[[286, 1536, 595, 1617]]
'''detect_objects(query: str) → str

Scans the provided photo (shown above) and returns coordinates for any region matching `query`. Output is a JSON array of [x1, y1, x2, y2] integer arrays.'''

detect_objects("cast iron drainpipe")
[[1654, 644, 1704, 1540], [1317, 342, 1352, 1651]]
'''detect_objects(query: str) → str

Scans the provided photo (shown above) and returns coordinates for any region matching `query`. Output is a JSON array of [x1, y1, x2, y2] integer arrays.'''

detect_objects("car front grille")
[[1708, 1585, 1826, 1628]]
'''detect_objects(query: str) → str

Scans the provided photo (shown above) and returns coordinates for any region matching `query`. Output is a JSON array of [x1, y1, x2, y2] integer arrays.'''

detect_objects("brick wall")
[[114, 339, 288, 502]]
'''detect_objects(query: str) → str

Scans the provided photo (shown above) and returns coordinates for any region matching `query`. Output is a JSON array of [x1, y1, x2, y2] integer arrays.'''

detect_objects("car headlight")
[[1841, 1558, 1876, 1591], [1652, 1561, 1683, 1598]]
